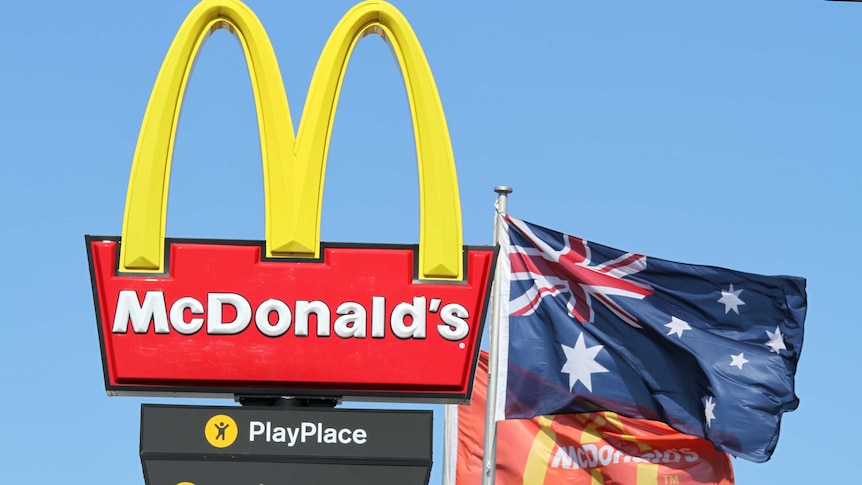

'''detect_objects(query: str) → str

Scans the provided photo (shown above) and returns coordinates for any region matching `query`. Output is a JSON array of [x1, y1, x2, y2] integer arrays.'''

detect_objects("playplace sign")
[[139, 405, 433, 485], [86, 0, 495, 402]]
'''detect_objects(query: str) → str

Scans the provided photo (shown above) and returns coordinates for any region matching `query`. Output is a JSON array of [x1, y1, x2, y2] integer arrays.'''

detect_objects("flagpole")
[[443, 403, 454, 485], [481, 185, 512, 485]]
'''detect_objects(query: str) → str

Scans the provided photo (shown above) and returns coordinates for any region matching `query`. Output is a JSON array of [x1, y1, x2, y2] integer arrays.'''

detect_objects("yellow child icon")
[[204, 414, 238, 448]]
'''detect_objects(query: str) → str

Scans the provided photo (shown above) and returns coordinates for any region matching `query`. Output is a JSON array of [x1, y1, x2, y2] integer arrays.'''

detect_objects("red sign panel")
[[88, 238, 495, 401]]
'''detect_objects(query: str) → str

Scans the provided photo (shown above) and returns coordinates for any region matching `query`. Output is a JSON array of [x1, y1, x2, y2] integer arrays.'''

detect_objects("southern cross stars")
[[718, 283, 745, 314], [561, 332, 608, 392], [730, 352, 748, 369], [766, 326, 787, 354], [665, 316, 692, 338], [704, 396, 717, 428]]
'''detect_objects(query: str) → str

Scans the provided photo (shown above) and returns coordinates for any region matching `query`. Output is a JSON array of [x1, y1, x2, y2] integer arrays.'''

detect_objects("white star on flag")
[[718, 283, 745, 314], [560, 332, 609, 392], [766, 326, 787, 354], [665, 316, 692, 338], [704, 396, 717, 428], [730, 352, 749, 369]]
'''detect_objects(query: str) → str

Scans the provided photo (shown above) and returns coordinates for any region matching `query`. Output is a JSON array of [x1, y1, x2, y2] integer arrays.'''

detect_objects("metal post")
[[482, 185, 512, 485], [442, 404, 455, 485]]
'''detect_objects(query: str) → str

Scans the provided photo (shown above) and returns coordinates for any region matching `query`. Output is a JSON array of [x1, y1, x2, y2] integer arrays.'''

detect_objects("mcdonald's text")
[[551, 444, 701, 471], [113, 290, 470, 341]]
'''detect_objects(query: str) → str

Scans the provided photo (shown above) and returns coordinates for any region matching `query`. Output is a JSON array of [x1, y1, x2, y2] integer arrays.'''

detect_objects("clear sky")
[[1, 1, 859, 483]]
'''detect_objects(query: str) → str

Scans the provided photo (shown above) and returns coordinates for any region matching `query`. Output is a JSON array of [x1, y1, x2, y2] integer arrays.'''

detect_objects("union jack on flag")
[[494, 214, 807, 463], [506, 215, 652, 327]]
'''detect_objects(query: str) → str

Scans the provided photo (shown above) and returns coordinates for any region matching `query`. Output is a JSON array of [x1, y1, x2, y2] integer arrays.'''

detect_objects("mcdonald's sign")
[[86, 0, 495, 402]]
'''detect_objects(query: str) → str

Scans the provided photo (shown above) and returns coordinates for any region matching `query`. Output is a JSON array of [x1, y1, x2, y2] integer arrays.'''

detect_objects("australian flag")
[[494, 214, 806, 463]]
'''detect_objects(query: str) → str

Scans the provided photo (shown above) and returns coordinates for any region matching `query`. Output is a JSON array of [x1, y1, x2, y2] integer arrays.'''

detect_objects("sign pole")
[[482, 185, 512, 485], [443, 404, 454, 485]]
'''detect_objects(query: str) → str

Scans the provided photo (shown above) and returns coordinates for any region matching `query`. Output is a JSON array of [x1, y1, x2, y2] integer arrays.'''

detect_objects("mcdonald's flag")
[[452, 352, 734, 484], [494, 215, 806, 463]]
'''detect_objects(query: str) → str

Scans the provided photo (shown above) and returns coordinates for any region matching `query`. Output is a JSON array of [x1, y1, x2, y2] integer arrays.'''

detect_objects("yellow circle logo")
[[204, 414, 238, 448]]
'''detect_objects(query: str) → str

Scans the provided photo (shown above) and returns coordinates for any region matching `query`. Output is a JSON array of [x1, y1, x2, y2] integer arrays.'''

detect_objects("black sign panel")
[[140, 404, 432, 485]]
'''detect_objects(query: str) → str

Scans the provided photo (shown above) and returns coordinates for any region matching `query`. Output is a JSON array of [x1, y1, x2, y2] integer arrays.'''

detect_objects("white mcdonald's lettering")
[[550, 444, 701, 470], [114, 290, 169, 334], [111, 290, 470, 341]]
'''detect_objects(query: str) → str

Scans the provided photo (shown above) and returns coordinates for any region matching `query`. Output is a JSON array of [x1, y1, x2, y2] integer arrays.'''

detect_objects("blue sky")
[[1, 1, 859, 483]]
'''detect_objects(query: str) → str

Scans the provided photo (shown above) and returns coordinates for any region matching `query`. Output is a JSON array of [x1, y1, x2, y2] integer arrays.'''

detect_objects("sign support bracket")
[[235, 395, 341, 408]]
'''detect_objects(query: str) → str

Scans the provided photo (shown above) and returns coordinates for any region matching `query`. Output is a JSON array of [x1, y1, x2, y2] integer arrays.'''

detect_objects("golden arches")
[[120, 0, 462, 280], [522, 412, 661, 484]]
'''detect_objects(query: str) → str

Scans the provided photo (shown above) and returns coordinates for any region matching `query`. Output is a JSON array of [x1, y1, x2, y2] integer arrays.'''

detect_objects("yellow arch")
[[120, 0, 294, 273], [522, 416, 557, 484], [119, 0, 462, 280], [289, 1, 462, 279]]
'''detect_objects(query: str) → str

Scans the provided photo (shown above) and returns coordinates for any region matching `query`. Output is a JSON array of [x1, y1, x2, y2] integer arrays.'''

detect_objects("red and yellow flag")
[[454, 352, 734, 484]]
